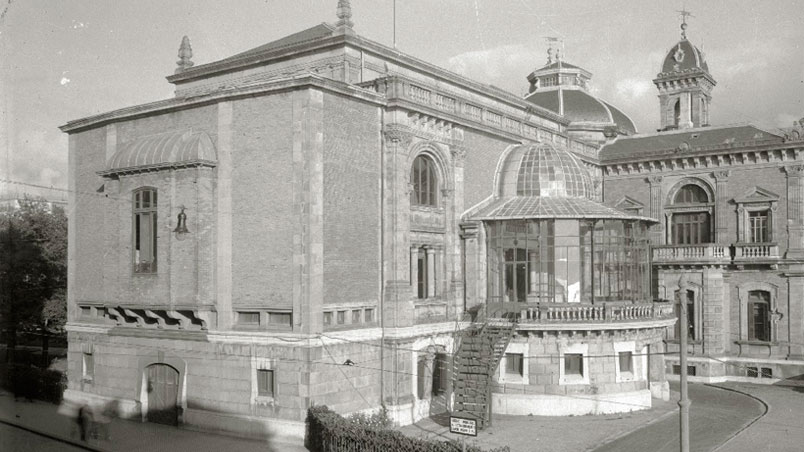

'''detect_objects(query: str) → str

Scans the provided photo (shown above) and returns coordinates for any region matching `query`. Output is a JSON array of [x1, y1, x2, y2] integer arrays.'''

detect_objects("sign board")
[[449, 416, 478, 436]]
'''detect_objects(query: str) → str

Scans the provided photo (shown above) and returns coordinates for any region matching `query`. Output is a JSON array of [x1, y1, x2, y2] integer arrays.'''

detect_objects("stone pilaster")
[[713, 170, 730, 244], [460, 222, 481, 313], [786, 272, 804, 359], [215, 101, 234, 330], [784, 165, 804, 258], [291, 89, 325, 334], [450, 145, 467, 317], [426, 247, 436, 298], [383, 124, 414, 328], [701, 267, 725, 355], [648, 176, 664, 244]]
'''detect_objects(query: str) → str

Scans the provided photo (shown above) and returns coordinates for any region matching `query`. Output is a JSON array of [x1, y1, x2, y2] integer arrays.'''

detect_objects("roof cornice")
[[166, 28, 569, 127], [59, 75, 385, 133]]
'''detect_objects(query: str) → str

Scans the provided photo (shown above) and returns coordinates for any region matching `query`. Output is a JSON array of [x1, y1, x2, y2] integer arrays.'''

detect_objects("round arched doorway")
[[145, 363, 179, 426]]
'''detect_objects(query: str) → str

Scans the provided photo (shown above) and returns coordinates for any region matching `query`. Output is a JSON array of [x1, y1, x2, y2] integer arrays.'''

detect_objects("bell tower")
[[654, 10, 716, 131]]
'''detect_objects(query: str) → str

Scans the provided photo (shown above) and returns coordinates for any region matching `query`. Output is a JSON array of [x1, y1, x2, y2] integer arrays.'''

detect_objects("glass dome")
[[472, 142, 657, 309]]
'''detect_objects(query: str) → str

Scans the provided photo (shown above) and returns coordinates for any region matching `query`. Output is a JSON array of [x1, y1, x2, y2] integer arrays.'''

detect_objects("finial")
[[336, 0, 354, 30], [677, 8, 693, 39], [175, 36, 194, 74], [545, 36, 561, 65]]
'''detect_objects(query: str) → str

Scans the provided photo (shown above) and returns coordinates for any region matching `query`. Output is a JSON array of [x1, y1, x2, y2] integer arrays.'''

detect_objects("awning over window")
[[98, 130, 217, 177]]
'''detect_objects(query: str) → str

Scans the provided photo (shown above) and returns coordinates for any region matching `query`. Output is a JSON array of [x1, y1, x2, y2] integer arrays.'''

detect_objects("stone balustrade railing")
[[485, 301, 674, 324], [652, 244, 728, 263], [733, 243, 779, 260]]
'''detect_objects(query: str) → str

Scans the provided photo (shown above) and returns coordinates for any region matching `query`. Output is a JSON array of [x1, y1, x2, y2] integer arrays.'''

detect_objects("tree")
[[0, 199, 67, 363]]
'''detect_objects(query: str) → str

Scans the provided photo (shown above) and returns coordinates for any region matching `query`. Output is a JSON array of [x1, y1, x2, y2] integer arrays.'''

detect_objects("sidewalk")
[[0, 392, 308, 452], [714, 382, 804, 452], [399, 395, 678, 452]]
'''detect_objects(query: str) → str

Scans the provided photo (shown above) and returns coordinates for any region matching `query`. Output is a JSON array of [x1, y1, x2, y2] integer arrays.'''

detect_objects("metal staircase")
[[452, 319, 515, 429]]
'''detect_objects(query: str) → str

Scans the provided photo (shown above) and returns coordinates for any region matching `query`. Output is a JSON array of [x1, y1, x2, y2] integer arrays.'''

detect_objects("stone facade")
[[60, 3, 802, 444]]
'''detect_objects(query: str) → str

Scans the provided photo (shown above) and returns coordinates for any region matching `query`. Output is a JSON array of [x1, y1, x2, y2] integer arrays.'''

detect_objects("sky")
[[1, 0, 802, 193]]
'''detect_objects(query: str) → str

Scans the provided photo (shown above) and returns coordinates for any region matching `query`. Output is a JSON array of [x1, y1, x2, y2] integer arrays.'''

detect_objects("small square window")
[[337, 311, 346, 325], [505, 353, 523, 376], [80, 306, 92, 317], [268, 312, 292, 326], [352, 310, 361, 324], [747, 366, 758, 377], [618, 351, 633, 373], [323, 312, 333, 326], [237, 312, 260, 325], [761, 367, 773, 378], [564, 354, 583, 376], [83, 353, 94, 381], [257, 369, 274, 397], [364, 308, 374, 323]]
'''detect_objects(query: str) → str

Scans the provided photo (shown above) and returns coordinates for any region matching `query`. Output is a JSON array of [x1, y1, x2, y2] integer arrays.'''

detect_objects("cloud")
[[614, 78, 653, 102], [446, 44, 539, 94]]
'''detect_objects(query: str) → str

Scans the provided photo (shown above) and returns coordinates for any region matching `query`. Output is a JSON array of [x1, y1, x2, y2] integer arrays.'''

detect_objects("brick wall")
[[321, 92, 382, 306], [230, 94, 294, 308]]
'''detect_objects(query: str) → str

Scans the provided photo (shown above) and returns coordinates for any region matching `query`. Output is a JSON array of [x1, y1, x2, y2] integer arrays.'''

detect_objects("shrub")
[[306, 405, 509, 452], [0, 364, 66, 404]]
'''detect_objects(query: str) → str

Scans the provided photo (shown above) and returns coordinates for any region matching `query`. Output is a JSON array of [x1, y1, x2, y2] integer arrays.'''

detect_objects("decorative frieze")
[[605, 147, 804, 177]]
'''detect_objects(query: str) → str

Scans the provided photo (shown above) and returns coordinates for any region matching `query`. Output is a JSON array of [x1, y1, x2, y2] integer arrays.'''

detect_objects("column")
[[422, 348, 436, 400], [451, 145, 467, 316], [714, 170, 730, 244], [648, 176, 664, 244], [383, 124, 415, 328], [410, 246, 419, 297], [460, 223, 480, 312], [426, 247, 436, 298], [784, 164, 804, 258], [528, 251, 538, 294]]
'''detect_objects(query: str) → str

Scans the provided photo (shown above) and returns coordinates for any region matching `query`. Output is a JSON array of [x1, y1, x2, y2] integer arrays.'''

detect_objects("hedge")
[[0, 364, 66, 404], [306, 405, 510, 452]]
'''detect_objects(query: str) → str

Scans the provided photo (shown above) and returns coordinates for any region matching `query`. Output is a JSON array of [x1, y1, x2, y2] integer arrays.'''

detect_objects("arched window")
[[674, 185, 709, 204], [673, 99, 681, 127], [669, 184, 712, 245], [133, 188, 157, 273], [747, 290, 770, 342], [410, 155, 438, 207]]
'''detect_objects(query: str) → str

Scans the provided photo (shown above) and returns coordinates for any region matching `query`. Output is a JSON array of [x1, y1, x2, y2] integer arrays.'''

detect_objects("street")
[[0, 422, 88, 452], [592, 383, 765, 452]]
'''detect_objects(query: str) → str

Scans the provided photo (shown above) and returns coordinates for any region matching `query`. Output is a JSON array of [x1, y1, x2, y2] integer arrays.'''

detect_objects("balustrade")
[[486, 301, 674, 324], [652, 244, 729, 263], [733, 243, 779, 260]]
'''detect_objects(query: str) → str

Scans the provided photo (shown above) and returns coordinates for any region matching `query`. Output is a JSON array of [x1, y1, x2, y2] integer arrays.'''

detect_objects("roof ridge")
[[612, 122, 768, 141]]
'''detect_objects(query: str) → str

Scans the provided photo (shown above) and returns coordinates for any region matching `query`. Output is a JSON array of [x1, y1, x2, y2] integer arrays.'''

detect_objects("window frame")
[[132, 187, 158, 274], [82, 352, 94, 382], [410, 155, 439, 208], [559, 343, 589, 385], [734, 187, 779, 244], [613, 341, 636, 383], [747, 290, 771, 342], [664, 181, 715, 245], [737, 283, 778, 344], [256, 369, 275, 398]]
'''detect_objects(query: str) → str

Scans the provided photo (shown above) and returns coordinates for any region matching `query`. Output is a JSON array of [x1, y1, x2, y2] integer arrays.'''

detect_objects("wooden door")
[[146, 364, 179, 426]]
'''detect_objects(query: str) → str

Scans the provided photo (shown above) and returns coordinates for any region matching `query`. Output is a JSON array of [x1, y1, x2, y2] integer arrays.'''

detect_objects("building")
[[599, 22, 804, 382], [59, 1, 801, 443]]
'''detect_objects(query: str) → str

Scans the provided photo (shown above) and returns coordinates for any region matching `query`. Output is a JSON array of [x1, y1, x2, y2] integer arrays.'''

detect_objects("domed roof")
[[525, 89, 637, 134], [497, 142, 593, 199], [469, 143, 657, 222], [660, 39, 709, 74]]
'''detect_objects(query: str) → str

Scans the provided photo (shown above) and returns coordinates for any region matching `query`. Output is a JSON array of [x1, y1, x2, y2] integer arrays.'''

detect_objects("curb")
[[583, 398, 680, 452], [0, 416, 110, 452], [706, 383, 769, 452]]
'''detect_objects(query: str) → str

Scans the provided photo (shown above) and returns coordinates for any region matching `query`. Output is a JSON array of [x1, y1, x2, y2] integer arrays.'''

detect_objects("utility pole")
[[678, 286, 690, 452]]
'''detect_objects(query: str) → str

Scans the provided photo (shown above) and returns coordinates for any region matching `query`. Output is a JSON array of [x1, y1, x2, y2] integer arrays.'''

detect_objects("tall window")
[[411, 155, 438, 207], [673, 99, 681, 127], [670, 184, 712, 245], [133, 188, 157, 273], [748, 290, 770, 342], [748, 211, 769, 243]]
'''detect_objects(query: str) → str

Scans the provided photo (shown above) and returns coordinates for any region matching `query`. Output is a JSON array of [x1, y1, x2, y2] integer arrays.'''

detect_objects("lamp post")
[[678, 280, 690, 452]]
